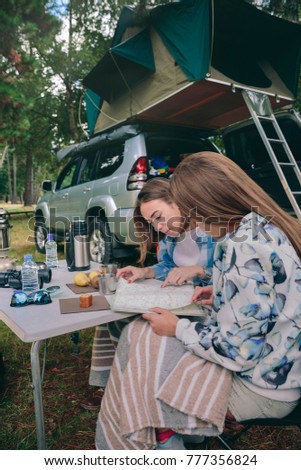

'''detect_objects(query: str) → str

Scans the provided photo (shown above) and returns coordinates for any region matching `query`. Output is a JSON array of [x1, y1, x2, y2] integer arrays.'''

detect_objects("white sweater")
[[176, 213, 301, 401]]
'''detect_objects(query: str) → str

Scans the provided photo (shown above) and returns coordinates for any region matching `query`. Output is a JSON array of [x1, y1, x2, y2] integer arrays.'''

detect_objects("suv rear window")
[[77, 151, 99, 184], [94, 143, 124, 179], [146, 136, 216, 178]]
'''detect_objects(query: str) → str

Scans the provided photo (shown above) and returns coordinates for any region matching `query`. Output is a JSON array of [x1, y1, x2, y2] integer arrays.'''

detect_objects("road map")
[[112, 278, 209, 317]]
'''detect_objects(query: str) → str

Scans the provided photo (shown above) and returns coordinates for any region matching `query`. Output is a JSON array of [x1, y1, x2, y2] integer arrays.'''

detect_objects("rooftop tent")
[[211, 0, 301, 96], [83, 27, 155, 103], [90, 0, 211, 133], [85, 0, 301, 135], [85, 89, 102, 136]]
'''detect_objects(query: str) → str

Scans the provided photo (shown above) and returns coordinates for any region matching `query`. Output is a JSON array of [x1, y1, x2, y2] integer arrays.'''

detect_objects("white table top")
[[0, 261, 135, 343]]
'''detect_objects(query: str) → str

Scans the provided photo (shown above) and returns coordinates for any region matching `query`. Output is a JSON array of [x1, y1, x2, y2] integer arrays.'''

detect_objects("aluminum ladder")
[[242, 89, 301, 221]]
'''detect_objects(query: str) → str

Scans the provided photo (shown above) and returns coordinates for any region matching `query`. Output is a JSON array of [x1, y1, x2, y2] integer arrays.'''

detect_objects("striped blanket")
[[95, 318, 232, 450], [89, 319, 134, 387]]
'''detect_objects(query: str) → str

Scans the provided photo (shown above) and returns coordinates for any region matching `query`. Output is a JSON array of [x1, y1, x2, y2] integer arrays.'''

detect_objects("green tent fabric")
[[151, 0, 211, 81], [152, 0, 301, 94], [212, 0, 301, 95], [84, 0, 301, 135], [85, 89, 102, 137], [111, 6, 138, 48], [83, 28, 155, 103]]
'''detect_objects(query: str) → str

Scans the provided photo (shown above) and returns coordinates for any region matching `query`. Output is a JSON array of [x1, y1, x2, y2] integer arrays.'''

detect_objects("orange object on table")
[[79, 293, 93, 308]]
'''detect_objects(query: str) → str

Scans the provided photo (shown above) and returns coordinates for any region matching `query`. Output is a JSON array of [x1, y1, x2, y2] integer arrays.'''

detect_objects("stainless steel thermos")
[[65, 220, 90, 272], [0, 208, 12, 258]]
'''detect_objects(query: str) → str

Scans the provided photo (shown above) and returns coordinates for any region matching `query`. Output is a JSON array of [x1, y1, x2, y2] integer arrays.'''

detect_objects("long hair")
[[134, 177, 172, 263], [169, 152, 301, 259]]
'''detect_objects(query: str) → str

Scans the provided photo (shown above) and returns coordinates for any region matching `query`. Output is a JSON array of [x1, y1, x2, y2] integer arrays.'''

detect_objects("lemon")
[[74, 273, 89, 286]]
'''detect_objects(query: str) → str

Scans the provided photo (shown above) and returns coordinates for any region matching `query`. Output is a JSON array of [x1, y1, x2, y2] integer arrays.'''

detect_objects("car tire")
[[88, 216, 113, 264], [34, 215, 47, 253]]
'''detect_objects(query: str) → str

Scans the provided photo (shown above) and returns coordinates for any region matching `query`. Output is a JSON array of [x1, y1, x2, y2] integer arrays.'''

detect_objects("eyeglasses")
[[10, 289, 52, 308]]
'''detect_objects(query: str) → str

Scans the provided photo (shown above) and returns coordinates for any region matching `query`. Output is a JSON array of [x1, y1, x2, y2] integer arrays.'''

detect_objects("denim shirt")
[[151, 230, 215, 285]]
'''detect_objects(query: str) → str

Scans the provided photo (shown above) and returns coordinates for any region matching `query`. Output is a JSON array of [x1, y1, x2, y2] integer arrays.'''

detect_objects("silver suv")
[[34, 121, 217, 263]]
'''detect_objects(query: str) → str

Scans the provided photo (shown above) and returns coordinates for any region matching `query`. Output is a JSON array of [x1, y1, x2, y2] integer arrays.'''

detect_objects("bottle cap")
[[24, 254, 33, 261], [47, 234, 54, 241]]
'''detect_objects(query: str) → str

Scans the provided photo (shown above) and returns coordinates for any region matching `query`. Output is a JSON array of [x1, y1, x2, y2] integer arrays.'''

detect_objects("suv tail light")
[[127, 157, 148, 190]]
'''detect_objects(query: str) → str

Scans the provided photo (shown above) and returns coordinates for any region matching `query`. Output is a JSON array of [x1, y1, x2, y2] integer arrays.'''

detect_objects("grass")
[[0, 207, 301, 450], [2, 204, 64, 263], [0, 325, 98, 449]]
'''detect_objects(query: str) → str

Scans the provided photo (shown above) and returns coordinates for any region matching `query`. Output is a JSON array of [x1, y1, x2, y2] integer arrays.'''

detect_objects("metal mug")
[[99, 263, 119, 276], [98, 273, 117, 295]]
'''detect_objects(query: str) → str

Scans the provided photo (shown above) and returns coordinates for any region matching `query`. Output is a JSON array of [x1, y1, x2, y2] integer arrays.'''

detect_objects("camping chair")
[[205, 399, 301, 450]]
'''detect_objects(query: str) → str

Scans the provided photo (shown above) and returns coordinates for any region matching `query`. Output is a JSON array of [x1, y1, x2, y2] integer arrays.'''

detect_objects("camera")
[[0, 268, 52, 289]]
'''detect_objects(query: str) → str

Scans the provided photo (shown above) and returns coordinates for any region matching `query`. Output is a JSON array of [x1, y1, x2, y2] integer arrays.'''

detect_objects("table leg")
[[30, 340, 46, 450]]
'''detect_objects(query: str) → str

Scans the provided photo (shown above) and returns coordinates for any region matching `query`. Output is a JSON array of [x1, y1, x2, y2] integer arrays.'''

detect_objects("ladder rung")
[[258, 115, 273, 121], [267, 138, 285, 143], [292, 191, 301, 195], [278, 162, 295, 166]]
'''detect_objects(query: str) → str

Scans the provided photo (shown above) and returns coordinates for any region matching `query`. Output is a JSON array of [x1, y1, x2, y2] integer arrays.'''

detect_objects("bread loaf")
[[79, 293, 93, 308]]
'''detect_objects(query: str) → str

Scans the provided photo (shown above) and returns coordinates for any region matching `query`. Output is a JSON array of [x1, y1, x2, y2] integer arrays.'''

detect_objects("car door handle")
[[83, 187, 92, 192], [62, 192, 69, 198]]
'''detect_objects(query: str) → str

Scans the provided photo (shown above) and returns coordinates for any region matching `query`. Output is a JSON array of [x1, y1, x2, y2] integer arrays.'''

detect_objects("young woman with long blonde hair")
[[143, 151, 301, 428]]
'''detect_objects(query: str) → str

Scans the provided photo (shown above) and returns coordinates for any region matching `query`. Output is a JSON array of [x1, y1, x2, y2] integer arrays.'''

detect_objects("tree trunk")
[[0, 145, 9, 169], [66, 1, 80, 142], [23, 152, 34, 206], [66, 82, 80, 141], [6, 150, 12, 202], [11, 152, 17, 203]]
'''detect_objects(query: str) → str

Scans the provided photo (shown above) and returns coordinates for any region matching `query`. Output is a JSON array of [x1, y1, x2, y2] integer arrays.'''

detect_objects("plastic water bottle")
[[21, 254, 39, 293], [45, 233, 58, 268]]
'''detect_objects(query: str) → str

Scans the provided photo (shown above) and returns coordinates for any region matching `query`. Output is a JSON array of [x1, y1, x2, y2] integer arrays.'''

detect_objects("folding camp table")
[[0, 261, 135, 449]]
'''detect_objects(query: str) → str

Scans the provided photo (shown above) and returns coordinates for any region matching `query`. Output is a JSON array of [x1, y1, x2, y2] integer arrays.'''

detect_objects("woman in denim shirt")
[[117, 177, 215, 286]]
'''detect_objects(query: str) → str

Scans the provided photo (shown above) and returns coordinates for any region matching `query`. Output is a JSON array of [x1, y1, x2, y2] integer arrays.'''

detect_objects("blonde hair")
[[169, 152, 301, 258], [134, 178, 172, 263]]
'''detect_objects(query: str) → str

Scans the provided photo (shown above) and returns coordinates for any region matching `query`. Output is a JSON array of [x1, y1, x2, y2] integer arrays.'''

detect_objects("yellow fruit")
[[74, 273, 89, 286], [89, 270, 101, 282]]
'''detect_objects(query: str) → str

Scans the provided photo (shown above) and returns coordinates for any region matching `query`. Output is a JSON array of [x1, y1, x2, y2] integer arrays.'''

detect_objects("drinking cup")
[[106, 264, 119, 275], [98, 273, 117, 295]]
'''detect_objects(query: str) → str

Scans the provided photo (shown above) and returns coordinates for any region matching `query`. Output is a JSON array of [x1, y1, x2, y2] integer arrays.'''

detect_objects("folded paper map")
[[111, 278, 210, 317]]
